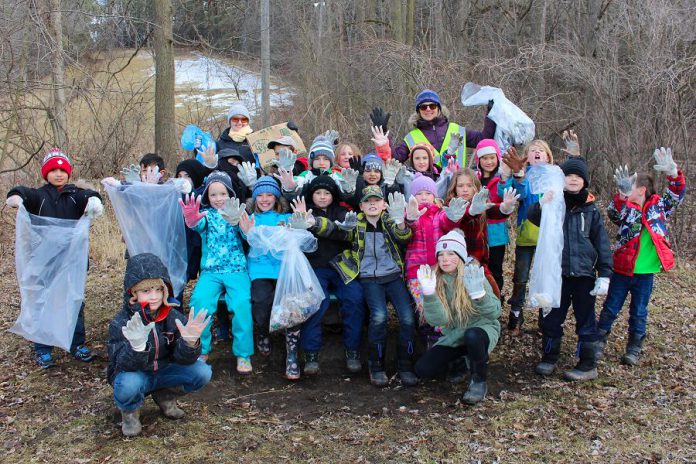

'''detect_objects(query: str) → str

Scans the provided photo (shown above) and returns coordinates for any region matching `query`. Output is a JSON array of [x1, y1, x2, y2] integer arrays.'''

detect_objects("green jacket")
[[422, 274, 501, 352], [312, 213, 412, 283]]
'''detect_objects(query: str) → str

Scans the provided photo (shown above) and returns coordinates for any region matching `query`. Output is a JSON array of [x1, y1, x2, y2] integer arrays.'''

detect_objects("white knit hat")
[[227, 102, 251, 122], [436, 230, 471, 263]]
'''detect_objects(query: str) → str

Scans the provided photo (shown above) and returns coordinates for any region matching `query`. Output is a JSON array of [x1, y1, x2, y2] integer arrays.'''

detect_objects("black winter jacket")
[[107, 253, 200, 385], [7, 183, 101, 219], [305, 203, 352, 268], [216, 128, 254, 163]]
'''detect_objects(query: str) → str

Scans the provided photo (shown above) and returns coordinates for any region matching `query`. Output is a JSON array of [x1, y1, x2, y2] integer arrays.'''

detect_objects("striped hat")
[[252, 175, 282, 200], [41, 148, 72, 180]]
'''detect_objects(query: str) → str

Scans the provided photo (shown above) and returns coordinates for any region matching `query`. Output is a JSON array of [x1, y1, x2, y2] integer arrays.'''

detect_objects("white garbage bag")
[[9, 206, 91, 350], [247, 226, 323, 332], [526, 164, 565, 313], [105, 182, 188, 295], [461, 82, 536, 152]]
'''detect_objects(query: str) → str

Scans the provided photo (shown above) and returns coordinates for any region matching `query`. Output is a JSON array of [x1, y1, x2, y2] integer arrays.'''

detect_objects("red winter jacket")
[[607, 171, 685, 276]]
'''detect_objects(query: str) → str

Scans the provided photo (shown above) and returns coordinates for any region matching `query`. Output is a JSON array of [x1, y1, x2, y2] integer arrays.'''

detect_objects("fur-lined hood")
[[407, 104, 451, 127]]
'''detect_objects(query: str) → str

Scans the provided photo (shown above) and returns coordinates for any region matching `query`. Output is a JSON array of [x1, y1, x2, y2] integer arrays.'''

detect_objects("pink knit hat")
[[473, 139, 501, 177], [409, 173, 438, 198]]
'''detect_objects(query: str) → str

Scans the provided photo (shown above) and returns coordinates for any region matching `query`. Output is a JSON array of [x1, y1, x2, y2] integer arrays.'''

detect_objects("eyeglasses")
[[418, 103, 439, 111], [231, 117, 249, 124]]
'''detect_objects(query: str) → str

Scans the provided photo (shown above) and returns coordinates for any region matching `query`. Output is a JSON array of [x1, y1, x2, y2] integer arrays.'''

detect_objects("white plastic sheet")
[[105, 182, 188, 295], [461, 82, 536, 152], [526, 164, 565, 313], [247, 226, 323, 332], [9, 206, 90, 350]]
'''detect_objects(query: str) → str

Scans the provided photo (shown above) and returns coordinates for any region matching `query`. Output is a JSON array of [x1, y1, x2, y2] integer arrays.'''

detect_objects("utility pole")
[[260, 0, 270, 127]]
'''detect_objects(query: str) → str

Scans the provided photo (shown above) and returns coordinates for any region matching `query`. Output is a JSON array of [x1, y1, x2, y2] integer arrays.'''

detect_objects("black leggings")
[[414, 327, 490, 379]]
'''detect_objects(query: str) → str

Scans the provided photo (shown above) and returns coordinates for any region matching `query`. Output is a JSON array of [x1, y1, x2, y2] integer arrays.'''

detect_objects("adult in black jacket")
[[108, 253, 212, 437], [216, 102, 255, 163], [299, 175, 365, 375]]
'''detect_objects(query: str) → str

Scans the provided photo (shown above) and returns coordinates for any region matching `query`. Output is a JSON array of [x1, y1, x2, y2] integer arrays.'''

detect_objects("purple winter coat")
[[392, 115, 497, 162]]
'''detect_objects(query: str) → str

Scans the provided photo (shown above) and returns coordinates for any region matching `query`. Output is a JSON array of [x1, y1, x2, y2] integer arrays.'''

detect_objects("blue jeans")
[[542, 276, 599, 342], [113, 361, 212, 412], [301, 267, 365, 352], [598, 273, 654, 337], [362, 277, 415, 346], [34, 302, 86, 355], [508, 245, 536, 312]]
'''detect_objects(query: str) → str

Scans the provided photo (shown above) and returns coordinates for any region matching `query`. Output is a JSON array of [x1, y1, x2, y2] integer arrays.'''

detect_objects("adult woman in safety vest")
[[375, 90, 496, 168]]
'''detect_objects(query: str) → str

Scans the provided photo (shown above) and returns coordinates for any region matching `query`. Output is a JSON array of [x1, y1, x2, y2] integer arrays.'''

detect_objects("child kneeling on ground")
[[107, 253, 212, 437], [414, 230, 501, 404]]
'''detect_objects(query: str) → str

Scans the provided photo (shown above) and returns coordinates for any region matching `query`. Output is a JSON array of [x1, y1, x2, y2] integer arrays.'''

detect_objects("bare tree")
[[153, 0, 177, 166]]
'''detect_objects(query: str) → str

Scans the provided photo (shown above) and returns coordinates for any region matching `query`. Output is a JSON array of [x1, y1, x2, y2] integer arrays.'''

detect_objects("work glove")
[[288, 211, 315, 229], [85, 197, 104, 219], [406, 196, 427, 222], [463, 263, 486, 300], [500, 187, 520, 215], [277, 148, 297, 172], [322, 129, 340, 146], [6, 195, 23, 208], [469, 188, 495, 216], [120, 164, 141, 184], [179, 193, 207, 228], [386, 192, 406, 226], [122, 313, 155, 352], [443, 197, 468, 222], [417, 264, 437, 296], [561, 130, 580, 157], [446, 133, 465, 159], [589, 277, 610, 296], [175, 309, 211, 346], [369, 107, 391, 132], [219, 197, 243, 226], [382, 159, 401, 186], [238, 161, 258, 188], [653, 147, 678, 177], [613, 165, 636, 197], [334, 211, 358, 231], [142, 165, 162, 184], [200, 144, 218, 169], [370, 125, 390, 147], [171, 178, 192, 194], [339, 168, 359, 194]]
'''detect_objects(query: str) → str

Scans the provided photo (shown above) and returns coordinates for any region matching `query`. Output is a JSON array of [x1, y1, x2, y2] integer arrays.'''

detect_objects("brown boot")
[[121, 409, 142, 437], [152, 389, 185, 419]]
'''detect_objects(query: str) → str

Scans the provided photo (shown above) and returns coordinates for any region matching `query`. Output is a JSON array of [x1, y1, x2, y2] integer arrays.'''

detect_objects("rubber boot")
[[564, 341, 599, 381], [152, 388, 185, 419], [535, 336, 562, 376], [621, 333, 645, 366], [507, 308, 524, 334], [397, 342, 418, 387], [304, 351, 320, 375], [446, 356, 468, 384], [120, 409, 142, 437], [285, 330, 301, 380], [595, 329, 609, 360], [462, 358, 488, 405], [368, 343, 388, 387], [345, 350, 361, 373]]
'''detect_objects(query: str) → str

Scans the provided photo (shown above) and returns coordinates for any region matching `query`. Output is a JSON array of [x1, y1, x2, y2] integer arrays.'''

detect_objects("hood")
[[409, 105, 451, 128], [123, 253, 176, 313]]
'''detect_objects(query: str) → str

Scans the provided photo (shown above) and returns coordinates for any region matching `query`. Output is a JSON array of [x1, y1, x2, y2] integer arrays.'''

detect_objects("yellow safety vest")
[[403, 123, 466, 168]]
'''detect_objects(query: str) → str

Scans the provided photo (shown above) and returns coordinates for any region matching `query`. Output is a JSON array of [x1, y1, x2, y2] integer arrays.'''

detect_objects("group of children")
[[5, 91, 686, 437]]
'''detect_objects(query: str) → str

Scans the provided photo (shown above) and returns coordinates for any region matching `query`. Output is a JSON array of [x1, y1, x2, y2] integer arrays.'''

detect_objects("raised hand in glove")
[[589, 277, 610, 296], [502, 146, 526, 177], [179, 193, 207, 228], [369, 107, 390, 132], [220, 197, 243, 226], [200, 144, 218, 169], [500, 187, 520, 215], [561, 130, 580, 157], [371, 126, 390, 147], [122, 313, 155, 352], [322, 129, 340, 146], [417, 264, 437, 296], [406, 196, 428, 222], [273, 168, 297, 192], [340, 168, 359, 194], [382, 159, 401, 186], [238, 161, 258, 187], [171, 178, 193, 194], [120, 164, 141, 184], [142, 165, 162, 184], [288, 211, 315, 229], [175, 308, 212, 347], [335, 211, 358, 231], [446, 133, 465, 158], [277, 148, 297, 172], [463, 263, 486, 299], [653, 147, 678, 177], [613, 165, 636, 197], [348, 155, 363, 173], [85, 197, 104, 219], [469, 188, 495, 216], [443, 197, 468, 222], [386, 192, 406, 226]]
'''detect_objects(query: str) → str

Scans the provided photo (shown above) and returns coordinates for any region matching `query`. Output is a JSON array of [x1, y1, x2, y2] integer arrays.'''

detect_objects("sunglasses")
[[418, 103, 439, 111], [231, 117, 249, 124]]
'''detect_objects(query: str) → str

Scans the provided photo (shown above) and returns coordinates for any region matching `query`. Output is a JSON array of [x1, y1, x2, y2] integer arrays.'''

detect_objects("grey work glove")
[[653, 147, 678, 177], [219, 197, 244, 226], [613, 165, 637, 197], [468, 188, 495, 216], [443, 197, 468, 222], [122, 313, 155, 352], [386, 192, 406, 226], [277, 148, 297, 172], [382, 159, 401, 186], [339, 168, 359, 194], [238, 161, 258, 188], [288, 211, 316, 229], [463, 263, 486, 300], [334, 211, 358, 231], [120, 164, 141, 184]]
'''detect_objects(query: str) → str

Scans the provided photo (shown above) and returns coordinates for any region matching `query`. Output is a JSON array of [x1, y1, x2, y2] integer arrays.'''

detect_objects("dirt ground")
[[0, 208, 694, 463]]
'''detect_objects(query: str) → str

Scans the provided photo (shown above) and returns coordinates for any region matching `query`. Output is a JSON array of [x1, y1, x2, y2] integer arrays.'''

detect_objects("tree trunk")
[[391, 0, 403, 42], [153, 0, 178, 166], [46, 0, 67, 148], [406, 0, 415, 46], [260, 0, 270, 127]]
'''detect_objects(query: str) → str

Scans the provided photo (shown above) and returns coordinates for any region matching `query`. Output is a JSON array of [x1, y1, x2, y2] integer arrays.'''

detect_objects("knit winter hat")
[[267, 135, 297, 150], [41, 148, 72, 180], [308, 174, 339, 201], [309, 136, 336, 166], [473, 139, 502, 174], [227, 101, 251, 123], [410, 172, 438, 198], [436, 230, 471, 263], [408, 143, 435, 172], [361, 152, 384, 171], [201, 170, 236, 205], [415, 89, 442, 111], [218, 148, 245, 162], [175, 159, 208, 190], [252, 175, 282, 200], [561, 156, 590, 188], [128, 278, 178, 308]]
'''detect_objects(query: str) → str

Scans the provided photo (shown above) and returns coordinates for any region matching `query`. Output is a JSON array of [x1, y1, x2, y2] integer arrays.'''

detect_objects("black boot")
[[595, 329, 609, 360], [564, 341, 599, 381], [535, 336, 562, 376], [397, 342, 418, 387], [621, 333, 645, 366], [304, 351, 320, 375], [462, 358, 488, 405], [368, 343, 388, 387], [446, 355, 468, 384], [507, 309, 524, 334]]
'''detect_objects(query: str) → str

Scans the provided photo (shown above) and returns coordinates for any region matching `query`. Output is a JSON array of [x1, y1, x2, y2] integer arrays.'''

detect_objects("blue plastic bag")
[[180, 124, 216, 163]]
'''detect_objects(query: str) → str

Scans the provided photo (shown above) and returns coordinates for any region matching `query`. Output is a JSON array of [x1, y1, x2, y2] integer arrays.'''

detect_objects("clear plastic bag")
[[180, 124, 215, 163], [9, 206, 91, 350], [461, 82, 536, 152], [525, 164, 566, 313], [105, 182, 188, 295], [247, 226, 323, 332]]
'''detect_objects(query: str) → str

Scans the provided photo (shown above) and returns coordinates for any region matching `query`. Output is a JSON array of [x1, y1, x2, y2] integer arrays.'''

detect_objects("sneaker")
[[72, 345, 94, 363], [237, 357, 252, 375], [304, 352, 320, 375], [35, 352, 56, 369], [345, 350, 361, 373], [256, 336, 271, 356]]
